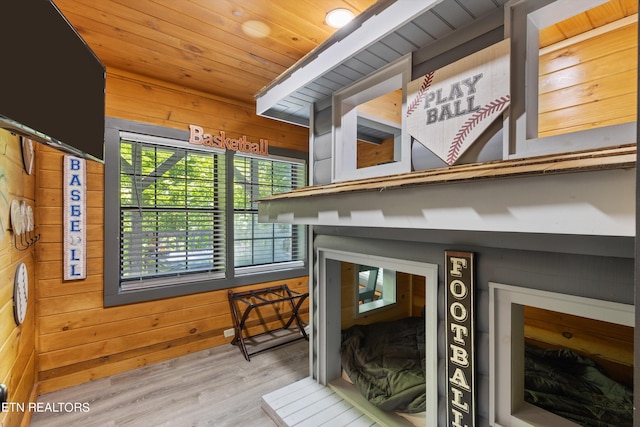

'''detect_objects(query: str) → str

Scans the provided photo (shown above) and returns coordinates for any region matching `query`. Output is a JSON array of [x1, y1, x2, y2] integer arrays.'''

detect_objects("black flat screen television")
[[0, 0, 106, 161]]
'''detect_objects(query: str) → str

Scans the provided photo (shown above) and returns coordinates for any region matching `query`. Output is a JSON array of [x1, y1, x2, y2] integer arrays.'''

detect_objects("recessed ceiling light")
[[325, 8, 354, 29], [242, 20, 271, 38]]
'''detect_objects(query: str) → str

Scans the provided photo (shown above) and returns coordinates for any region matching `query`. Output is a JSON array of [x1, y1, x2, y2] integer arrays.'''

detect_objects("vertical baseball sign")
[[445, 251, 475, 427], [64, 155, 86, 280]]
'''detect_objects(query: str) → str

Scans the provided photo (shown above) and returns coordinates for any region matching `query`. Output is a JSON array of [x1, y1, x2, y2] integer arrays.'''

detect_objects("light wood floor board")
[[30, 340, 309, 427]]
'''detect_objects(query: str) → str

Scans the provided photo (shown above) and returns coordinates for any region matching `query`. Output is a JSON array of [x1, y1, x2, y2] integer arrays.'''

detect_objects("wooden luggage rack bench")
[[228, 284, 309, 361]]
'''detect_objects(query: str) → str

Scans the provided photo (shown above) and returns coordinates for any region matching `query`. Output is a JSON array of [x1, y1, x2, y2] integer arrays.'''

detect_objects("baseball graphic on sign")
[[407, 39, 510, 166]]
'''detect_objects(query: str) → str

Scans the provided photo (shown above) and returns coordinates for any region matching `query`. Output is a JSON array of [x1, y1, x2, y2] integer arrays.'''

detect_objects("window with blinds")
[[233, 155, 306, 274], [119, 138, 226, 290], [115, 131, 307, 294]]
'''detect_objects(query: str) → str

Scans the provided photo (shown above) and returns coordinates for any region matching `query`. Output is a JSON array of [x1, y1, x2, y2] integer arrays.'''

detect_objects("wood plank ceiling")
[[52, 0, 636, 108], [52, 0, 378, 105], [539, 0, 637, 47]]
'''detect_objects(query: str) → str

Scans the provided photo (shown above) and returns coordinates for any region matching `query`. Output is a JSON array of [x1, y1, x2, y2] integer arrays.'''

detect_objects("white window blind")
[[233, 154, 306, 273], [119, 137, 226, 290]]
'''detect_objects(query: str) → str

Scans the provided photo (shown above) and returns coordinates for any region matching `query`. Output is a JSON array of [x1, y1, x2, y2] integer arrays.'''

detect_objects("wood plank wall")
[[106, 68, 310, 151], [357, 137, 395, 169], [0, 130, 37, 427], [34, 67, 310, 396], [538, 18, 637, 137], [524, 306, 633, 386], [356, 89, 400, 169]]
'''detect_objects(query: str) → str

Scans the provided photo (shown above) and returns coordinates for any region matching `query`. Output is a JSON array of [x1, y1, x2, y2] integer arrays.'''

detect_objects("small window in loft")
[[355, 264, 397, 315], [333, 55, 411, 182], [356, 89, 402, 169]]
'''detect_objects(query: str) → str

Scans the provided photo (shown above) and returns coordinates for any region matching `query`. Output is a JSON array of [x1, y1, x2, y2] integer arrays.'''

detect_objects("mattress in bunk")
[[524, 342, 633, 427], [340, 317, 426, 416]]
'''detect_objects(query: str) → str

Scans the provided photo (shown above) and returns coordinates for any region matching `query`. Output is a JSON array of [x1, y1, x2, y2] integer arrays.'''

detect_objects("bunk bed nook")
[[523, 307, 633, 426], [490, 283, 634, 426], [322, 250, 439, 426], [337, 262, 426, 419], [262, 247, 439, 427]]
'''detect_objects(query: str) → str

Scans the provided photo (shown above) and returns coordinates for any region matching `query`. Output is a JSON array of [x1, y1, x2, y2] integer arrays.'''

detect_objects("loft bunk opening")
[[490, 282, 634, 426], [315, 247, 439, 426]]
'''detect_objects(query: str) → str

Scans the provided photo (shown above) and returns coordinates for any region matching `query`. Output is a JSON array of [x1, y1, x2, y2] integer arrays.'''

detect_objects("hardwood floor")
[[30, 339, 310, 427]]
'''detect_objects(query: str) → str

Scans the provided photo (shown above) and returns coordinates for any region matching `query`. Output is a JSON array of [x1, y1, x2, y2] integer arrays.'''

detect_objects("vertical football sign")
[[445, 251, 475, 427], [64, 155, 86, 280]]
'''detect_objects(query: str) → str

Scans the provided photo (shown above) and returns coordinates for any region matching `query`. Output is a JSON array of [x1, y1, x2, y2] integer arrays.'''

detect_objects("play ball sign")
[[407, 39, 510, 166]]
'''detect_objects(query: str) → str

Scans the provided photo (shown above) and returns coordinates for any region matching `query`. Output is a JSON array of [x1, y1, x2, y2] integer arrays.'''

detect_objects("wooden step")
[[328, 377, 417, 427], [262, 377, 381, 427]]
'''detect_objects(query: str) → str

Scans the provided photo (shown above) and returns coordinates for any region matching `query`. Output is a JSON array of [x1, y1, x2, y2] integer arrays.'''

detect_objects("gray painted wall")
[[313, 228, 633, 426], [312, 105, 333, 185], [310, 19, 506, 184]]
